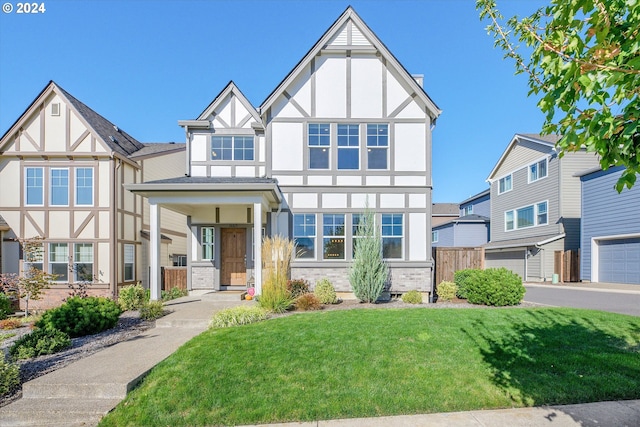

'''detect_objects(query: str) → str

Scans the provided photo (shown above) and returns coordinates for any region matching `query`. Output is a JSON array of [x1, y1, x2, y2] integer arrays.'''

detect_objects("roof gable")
[[487, 133, 559, 181], [196, 81, 261, 127], [259, 6, 441, 120]]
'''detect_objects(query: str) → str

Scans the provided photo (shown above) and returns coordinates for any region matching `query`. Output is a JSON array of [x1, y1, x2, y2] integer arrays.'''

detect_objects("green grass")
[[100, 308, 640, 426], [0, 332, 16, 344]]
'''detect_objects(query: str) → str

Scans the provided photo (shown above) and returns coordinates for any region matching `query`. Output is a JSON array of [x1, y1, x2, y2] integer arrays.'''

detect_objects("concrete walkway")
[[1, 289, 639, 427]]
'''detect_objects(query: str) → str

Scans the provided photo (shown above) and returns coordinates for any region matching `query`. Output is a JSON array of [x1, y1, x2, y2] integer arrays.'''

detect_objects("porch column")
[[149, 202, 161, 301], [253, 202, 262, 295]]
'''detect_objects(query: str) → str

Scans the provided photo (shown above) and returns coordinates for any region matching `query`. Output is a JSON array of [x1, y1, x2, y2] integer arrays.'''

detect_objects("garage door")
[[598, 238, 640, 285], [485, 250, 526, 279]]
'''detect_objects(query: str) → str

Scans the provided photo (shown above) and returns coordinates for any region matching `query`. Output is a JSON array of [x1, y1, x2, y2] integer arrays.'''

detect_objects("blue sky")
[[0, 0, 548, 203]]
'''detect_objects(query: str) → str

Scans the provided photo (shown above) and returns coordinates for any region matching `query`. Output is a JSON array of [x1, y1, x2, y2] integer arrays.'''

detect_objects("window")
[[498, 175, 512, 194], [463, 205, 473, 216], [367, 124, 388, 169], [124, 244, 135, 281], [382, 213, 403, 259], [25, 167, 43, 205], [75, 168, 93, 206], [308, 124, 330, 169], [233, 136, 254, 161], [337, 124, 359, 170], [537, 201, 548, 225], [505, 201, 549, 231], [202, 227, 215, 260], [24, 243, 44, 273], [431, 231, 439, 243], [173, 254, 187, 266], [294, 214, 316, 259], [352, 213, 365, 256], [323, 214, 345, 260], [505, 211, 514, 231], [74, 243, 93, 282], [49, 243, 68, 282], [50, 168, 69, 206], [529, 159, 548, 182], [211, 136, 232, 160]]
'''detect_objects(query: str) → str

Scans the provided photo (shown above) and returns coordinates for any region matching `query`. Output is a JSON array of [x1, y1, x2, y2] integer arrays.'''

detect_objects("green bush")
[[454, 269, 482, 299], [466, 268, 525, 306], [36, 296, 122, 338], [295, 293, 322, 311], [401, 290, 423, 304], [140, 301, 166, 320], [210, 306, 269, 328], [287, 279, 310, 298], [349, 209, 388, 303], [0, 353, 20, 395], [118, 283, 147, 311], [9, 327, 71, 360], [437, 281, 458, 302], [0, 292, 13, 320], [161, 287, 188, 301], [314, 278, 337, 304]]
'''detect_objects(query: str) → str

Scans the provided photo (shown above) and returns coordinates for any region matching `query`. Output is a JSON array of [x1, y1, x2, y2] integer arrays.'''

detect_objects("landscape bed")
[[99, 307, 640, 426]]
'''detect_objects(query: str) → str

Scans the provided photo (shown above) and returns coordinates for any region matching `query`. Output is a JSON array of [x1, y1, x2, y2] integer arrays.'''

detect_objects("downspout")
[[111, 157, 121, 299]]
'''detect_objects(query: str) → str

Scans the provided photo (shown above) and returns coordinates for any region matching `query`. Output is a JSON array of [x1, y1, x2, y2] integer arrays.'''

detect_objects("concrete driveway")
[[524, 283, 640, 316]]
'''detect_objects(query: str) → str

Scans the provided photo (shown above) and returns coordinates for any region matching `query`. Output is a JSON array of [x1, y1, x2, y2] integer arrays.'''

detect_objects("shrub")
[[0, 353, 19, 396], [0, 318, 22, 330], [295, 293, 322, 311], [454, 269, 482, 299], [287, 279, 310, 298], [140, 301, 166, 320], [349, 208, 388, 303], [118, 283, 147, 311], [259, 236, 295, 314], [437, 281, 458, 302], [161, 287, 188, 301], [466, 268, 525, 306], [0, 292, 13, 320], [314, 278, 337, 304], [210, 306, 269, 328], [9, 327, 71, 360], [401, 290, 423, 304], [36, 296, 122, 338]]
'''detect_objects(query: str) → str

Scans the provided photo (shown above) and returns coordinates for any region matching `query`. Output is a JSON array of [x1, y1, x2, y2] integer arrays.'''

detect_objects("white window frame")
[[505, 200, 549, 231], [529, 158, 548, 183], [308, 123, 331, 170], [381, 213, 403, 260], [49, 243, 69, 282], [74, 243, 94, 282], [293, 214, 316, 260], [431, 231, 439, 243], [124, 243, 135, 282], [505, 211, 514, 231], [463, 205, 473, 216], [537, 201, 548, 225], [25, 167, 44, 206], [366, 124, 389, 170], [24, 242, 44, 272], [337, 124, 360, 170], [498, 174, 512, 195], [75, 167, 94, 206], [323, 214, 346, 260], [201, 227, 215, 260], [50, 168, 69, 207]]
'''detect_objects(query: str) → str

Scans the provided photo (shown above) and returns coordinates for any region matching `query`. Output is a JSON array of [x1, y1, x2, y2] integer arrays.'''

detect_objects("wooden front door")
[[221, 228, 247, 286]]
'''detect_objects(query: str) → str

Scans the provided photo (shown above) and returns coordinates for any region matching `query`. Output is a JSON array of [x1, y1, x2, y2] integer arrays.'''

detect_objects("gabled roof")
[[432, 203, 459, 216], [196, 81, 262, 124], [0, 81, 145, 160], [433, 214, 490, 230], [259, 6, 441, 120], [460, 188, 490, 205], [487, 133, 561, 181], [128, 142, 185, 160], [484, 233, 565, 250]]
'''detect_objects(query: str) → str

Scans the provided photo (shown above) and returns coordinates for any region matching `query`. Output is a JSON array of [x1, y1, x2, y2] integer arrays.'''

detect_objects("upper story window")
[[537, 201, 548, 225], [337, 124, 359, 170], [505, 201, 549, 231], [323, 214, 345, 260], [50, 168, 69, 206], [294, 214, 316, 259], [498, 174, 512, 194], [76, 168, 93, 206], [463, 205, 473, 216], [381, 213, 403, 259], [366, 124, 388, 170], [211, 136, 254, 161], [529, 159, 548, 182], [431, 231, 438, 243], [25, 167, 44, 206], [308, 124, 330, 169]]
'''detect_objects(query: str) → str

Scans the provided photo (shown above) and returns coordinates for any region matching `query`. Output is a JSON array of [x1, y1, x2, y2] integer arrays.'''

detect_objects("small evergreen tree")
[[349, 208, 388, 303]]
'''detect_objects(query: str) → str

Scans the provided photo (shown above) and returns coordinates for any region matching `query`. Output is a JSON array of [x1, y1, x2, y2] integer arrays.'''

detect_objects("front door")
[[221, 228, 247, 286]]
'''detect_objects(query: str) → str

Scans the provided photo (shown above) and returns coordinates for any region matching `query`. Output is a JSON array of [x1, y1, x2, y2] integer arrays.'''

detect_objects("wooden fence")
[[554, 250, 580, 282], [432, 247, 485, 285], [161, 267, 187, 291]]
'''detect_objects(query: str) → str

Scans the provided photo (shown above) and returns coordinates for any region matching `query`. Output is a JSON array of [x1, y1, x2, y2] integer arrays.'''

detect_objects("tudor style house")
[[0, 81, 186, 309], [483, 134, 599, 281], [578, 166, 640, 285], [127, 6, 441, 299], [431, 189, 490, 248]]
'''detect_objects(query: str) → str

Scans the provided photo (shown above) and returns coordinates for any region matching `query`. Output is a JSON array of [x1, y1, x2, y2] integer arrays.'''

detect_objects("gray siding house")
[[432, 189, 490, 247], [579, 166, 640, 285], [484, 134, 599, 281]]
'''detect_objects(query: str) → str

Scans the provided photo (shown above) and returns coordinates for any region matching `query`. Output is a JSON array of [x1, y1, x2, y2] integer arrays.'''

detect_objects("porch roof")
[[484, 233, 565, 250]]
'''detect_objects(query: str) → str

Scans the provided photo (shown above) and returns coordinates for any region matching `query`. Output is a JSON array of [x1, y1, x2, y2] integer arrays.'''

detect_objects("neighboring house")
[[432, 203, 459, 227], [484, 133, 599, 281], [127, 6, 441, 299], [0, 81, 186, 309], [578, 166, 640, 285], [431, 189, 490, 247]]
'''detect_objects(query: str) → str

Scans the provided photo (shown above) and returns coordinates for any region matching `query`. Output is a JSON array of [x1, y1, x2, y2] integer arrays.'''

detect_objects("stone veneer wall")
[[191, 265, 217, 290], [291, 266, 431, 293]]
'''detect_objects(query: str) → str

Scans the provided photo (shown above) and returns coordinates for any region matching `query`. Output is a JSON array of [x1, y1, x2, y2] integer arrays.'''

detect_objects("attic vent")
[[51, 103, 60, 116], [109, 135, 115, 142]]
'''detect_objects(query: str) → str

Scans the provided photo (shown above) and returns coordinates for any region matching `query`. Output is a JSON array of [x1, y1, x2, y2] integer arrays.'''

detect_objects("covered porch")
[[125, 177, 284, 300]]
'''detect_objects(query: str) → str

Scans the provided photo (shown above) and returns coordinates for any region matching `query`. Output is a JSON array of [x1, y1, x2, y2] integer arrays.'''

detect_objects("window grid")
[[381, 213, 403, 259], [124, 244, 135, 281], [337, 124, 359, 170], [323, 214, 345, 260], [498, 175, 512, 194], [366, 124, 388, 170], [74, 243, 93, 282], [50, 168, 69, 206], [294, 214, 316, 259], [505, 201, 549, 231], [49, 243, 69, 282], [202, 227, 215, 260], [308, 124, 330, 169], [529, 159, 548, 182], [233, 136, 254, 161], [25, 167, 44, 205], [24, 243, 44, 272], [75, 168, 93, 206]]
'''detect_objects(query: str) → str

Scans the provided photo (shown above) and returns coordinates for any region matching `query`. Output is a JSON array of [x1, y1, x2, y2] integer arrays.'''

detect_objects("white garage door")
[[598, 238, 640, 285], [485, 250, 526, 279]]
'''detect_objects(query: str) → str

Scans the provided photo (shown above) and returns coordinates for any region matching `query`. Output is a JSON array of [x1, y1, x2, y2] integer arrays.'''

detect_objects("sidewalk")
[[525, 281, 640, 294]]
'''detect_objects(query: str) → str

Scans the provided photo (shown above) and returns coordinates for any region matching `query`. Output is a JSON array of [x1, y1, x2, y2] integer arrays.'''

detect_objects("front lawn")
[[100, 308, 640, 426]]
